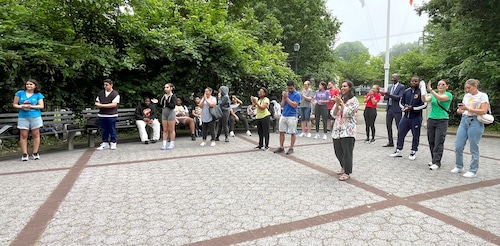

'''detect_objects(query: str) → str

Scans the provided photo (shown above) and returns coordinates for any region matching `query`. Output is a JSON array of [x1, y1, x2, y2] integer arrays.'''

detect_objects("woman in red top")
[[363, 85, 381, 143]]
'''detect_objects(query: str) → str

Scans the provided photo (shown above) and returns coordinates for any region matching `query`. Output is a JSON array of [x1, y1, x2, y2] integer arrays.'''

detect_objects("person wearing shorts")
[[12, 79, 45, 161], [274, 80, 301, 155]]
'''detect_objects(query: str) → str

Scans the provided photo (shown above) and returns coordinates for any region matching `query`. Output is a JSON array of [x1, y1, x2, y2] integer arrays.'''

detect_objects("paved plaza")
[[1, 116, 499, 245]]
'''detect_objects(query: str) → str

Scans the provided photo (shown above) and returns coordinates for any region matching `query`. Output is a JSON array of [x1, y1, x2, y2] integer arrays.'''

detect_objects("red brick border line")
[[188, 137, 500, 245], [10, 148, 94, 246]]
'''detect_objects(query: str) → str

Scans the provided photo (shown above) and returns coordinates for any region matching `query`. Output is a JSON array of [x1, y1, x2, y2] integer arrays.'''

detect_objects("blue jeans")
[[99, 117, 117, 143], [455, 115, 484, 174]]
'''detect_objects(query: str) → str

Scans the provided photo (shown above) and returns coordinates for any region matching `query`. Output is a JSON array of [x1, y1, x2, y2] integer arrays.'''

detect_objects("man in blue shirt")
[[274, 80, 301, 155]]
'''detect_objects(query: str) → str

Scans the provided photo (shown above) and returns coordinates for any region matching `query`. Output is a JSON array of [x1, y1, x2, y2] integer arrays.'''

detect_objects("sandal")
[[338, 174, 350, 181], [336, 169, 344, 175]]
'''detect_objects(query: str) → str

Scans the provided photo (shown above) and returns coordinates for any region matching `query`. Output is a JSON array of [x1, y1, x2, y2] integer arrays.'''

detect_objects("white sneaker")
[[96, 142, 110, 150], [32, 153, 40, 160], [306, 133, 311, 138], [408, 150, 417, 161], [200, 142, 206, 146], [428, 161, 433, 167], [166, 144, 175, 150], [110, 142, 117, 150], [210, 141, 216, 147], [230, 131, 235, 137], [246, 130, 252, 136], [322, 134, 328, 140], [463, 171, 477, 178], [313, 134, 320, 139], [298, 132, 305, 137], [450, 167, 464, 173], [21, 154, 29, 161], [389, 149, 402, 157], [429, 164, 440, 170]]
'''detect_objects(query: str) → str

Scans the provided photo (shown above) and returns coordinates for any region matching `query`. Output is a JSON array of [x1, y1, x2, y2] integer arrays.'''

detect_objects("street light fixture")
[[293, 43, 300, 73]]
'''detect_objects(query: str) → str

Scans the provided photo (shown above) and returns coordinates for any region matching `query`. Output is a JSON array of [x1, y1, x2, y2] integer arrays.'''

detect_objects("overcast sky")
[[326, 0, 429, 55]]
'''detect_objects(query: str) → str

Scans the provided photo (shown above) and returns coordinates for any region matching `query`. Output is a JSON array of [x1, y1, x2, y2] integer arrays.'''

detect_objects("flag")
[[359, 0, 365, 7], [410, 0, 413, 5]]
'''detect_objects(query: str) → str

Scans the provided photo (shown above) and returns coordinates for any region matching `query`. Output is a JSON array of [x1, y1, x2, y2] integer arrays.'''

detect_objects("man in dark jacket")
[[383, 74, 406, 147], [135, 97, 160, 144], [389, 76, 427, 160]]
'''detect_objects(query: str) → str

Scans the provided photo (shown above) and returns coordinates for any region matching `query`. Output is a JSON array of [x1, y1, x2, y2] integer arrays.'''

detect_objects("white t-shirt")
[[462, 92, 489, 116]]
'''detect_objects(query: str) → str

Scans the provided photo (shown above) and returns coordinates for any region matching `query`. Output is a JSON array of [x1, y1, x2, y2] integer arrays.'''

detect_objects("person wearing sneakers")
[[251, 87, 271, 151], [228, 95, 252, 137], [363, 85, 381, 144], [312, 81, 331, 140], [12, 79, 45, 161], [452, 79, 490, 178], [331, 80, 359, 181], [199, 87, 217, 147], [95, 79, 120, 151], [215, 86, 231, 142], [424, 79, 452, 170], [389, 76, 427, 160], [159, 83, 177, 150], [298, 80, 313, 138], [135, 97, 161, 144], [275, 80, 301, 155], [174, 97, 196, 141], [326, 81, 340, 133]]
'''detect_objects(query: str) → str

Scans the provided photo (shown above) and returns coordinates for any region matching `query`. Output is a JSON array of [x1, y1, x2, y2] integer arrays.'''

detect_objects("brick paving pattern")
[[1, 118, 499, 245]]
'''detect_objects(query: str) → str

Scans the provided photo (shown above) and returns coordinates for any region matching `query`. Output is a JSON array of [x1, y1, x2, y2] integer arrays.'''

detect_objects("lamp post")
[[293, 43, 300, 73]]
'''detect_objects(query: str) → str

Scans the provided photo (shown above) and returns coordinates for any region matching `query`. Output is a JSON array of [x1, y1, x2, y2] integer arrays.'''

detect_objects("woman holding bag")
[[452, 79, 490, 178], [199, 87, 217, 147]]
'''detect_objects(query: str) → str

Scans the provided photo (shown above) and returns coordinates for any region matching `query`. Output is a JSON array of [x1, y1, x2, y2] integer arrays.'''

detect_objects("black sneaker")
[[274, 148, 285, 154], [150, 139, 157, 144], [382, 143, 394, 147], [224, 137, 229, 142], [191, 134, 196, 141], [370, 139, 376, 144], [254, 146, 263, 150], [215, 137, 220, 141], [144, 140, 149, 144], [263, 146, 270, 151], [286, 149, 294, 155]]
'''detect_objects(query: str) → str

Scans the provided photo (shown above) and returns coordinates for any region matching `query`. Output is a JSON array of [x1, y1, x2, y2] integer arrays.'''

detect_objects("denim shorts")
[[17, 117, 43, 130], [300, 107, 311, 121]]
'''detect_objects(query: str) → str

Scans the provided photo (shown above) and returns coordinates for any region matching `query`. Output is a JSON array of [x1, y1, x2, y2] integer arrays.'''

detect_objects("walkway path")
[[1, 119, 499, 245]]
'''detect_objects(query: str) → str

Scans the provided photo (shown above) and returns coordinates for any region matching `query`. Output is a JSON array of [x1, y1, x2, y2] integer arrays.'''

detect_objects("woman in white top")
[[452, 79, 490, 178]]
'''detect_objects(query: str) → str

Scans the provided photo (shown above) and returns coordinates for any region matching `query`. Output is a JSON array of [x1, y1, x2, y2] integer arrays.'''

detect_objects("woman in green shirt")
[[251, 87, 271, 151], [424, 79, 452, 170]]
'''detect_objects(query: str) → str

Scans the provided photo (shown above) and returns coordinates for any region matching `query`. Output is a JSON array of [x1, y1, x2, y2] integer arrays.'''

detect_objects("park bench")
[[0, 110, 83, 150], [81, 108, 137, 148]]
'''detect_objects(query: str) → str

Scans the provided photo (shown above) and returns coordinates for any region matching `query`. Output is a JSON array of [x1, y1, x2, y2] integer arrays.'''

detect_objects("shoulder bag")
[[477, 106, 494, 124], [210, 105, 223, 120]]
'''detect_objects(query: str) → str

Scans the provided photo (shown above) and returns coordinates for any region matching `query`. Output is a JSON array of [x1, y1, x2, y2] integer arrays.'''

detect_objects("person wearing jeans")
[[95, 79, 120, 150], [453, 79, 490, 178]]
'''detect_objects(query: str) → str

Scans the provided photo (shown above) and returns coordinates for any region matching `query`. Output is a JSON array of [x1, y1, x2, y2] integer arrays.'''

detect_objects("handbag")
[[209, 105, 223, 120], [436, 101, 451, 115], [477, 107, 494, 124]]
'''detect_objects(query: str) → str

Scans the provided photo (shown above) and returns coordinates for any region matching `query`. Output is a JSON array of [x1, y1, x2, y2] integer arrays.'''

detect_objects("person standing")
[[199, 87, 217, 147], [331, 80, 359, 181], [95, 79, 120, 150], [215, 86, 231, 142], [251, 88, 271, 151], [383, 74, 405, 147], [135, 97, 161, 144], [274, 80, 301, 155], [312, 81, 331, 140], [389, 76, 427, 160], [229, 95, 252, 137], [298, 80, 313, 137], [452, 79, 490, 178], [327, 81, 340, 132], [424, 79, 452, 170], [12, 79, 45, 161], [363, 85, 381, 144], [159, 83, 177, 150]]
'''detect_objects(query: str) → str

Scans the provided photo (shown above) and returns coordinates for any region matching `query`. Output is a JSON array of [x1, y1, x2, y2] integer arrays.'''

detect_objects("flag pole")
[[383, 0, 391, 91]]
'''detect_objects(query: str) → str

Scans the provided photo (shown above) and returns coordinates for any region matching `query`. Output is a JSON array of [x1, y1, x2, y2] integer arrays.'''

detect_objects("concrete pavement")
[[1, 114, 499, 245]]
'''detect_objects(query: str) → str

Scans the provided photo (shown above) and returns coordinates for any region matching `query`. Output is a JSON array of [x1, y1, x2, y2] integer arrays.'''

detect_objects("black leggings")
[[202, 120, 215, 141], [256, 115, 270, 148], [217, 110, 230, 138], [363, 107, 377, 139], [229, 111, 250, 131]]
